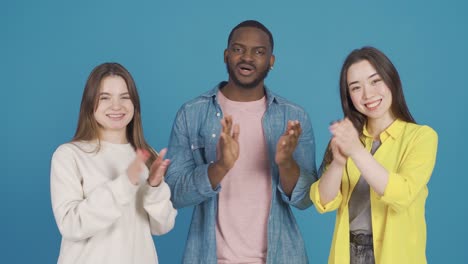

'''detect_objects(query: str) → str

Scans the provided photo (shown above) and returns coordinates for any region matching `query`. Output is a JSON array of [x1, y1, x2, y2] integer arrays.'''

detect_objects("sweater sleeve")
[[50, 145, 138, 241], [142, 181, 177, 235]]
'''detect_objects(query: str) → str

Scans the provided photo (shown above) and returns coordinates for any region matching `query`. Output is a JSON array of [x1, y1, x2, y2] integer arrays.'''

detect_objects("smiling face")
[[94, 75, 134, 141], [347, 60, 395, 127], [224, 26, 275, 90]]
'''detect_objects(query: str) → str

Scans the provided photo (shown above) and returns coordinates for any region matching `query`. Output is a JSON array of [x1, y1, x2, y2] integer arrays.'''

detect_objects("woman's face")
[[347, 60, 395, 125], [94, 75, 134, 141]]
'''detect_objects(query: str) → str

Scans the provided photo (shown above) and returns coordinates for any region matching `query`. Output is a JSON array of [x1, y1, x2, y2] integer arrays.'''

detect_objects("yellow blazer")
[[310, 119, 438, 264]]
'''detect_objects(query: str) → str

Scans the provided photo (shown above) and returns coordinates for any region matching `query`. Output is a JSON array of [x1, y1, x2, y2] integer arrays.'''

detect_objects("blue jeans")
[[350, 233, 375, 264]]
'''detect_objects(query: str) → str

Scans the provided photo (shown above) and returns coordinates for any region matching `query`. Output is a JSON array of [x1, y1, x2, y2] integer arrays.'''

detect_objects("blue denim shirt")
[[166, 82, 318, 264]]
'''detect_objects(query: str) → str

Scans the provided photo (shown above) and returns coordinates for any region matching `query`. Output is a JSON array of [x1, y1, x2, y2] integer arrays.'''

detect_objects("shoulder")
[[271, 92, 306, 111], [398, 122, 438, 148], [175, 86, 218, 115], [269, 91, 311, 122], [404, 122, 438, 139], [52, 141, 97, 159], [178, 95, 211, 112]]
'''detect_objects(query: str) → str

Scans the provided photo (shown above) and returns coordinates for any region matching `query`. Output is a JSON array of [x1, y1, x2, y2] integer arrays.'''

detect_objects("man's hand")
[[275, 120, 301, 167], [208, 115, 240, 189], [217, 115, 240, 172]]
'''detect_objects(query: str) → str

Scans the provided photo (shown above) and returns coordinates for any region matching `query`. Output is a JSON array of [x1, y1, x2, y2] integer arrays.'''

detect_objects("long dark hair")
[[323, 47, 415, 166], [72, 62, 157, 167]]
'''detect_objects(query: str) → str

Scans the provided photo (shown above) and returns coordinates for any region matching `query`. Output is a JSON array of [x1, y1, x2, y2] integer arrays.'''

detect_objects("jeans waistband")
[[350, 232, 373, 246]]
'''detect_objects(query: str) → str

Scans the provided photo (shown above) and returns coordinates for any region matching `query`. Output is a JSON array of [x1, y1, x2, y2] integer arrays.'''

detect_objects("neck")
[[366, 116, 396, 139], [221, 81, 265, 102], [99, 130, 128, 144]]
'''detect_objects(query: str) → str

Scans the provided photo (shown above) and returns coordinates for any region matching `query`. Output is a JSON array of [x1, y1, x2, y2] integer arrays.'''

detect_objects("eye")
[[121, 95, 131, 100], [350, 86, 360, 92], [99, 96, 110, 100], [371, 78, 382, 85], [255, 49, 265, 56], [231, 47, 244, 54]]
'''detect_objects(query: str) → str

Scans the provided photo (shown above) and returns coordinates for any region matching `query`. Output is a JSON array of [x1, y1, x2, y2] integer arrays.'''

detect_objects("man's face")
[[224, 27, 275, 89]]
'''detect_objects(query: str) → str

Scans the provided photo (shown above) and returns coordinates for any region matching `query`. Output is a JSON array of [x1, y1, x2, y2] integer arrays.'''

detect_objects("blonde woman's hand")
[[147, 148, 171, 187], [127, 149, 150, 185]]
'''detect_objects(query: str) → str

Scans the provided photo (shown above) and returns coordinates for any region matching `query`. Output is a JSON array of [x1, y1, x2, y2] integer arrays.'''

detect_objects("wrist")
[[214, 160, 231, 174], [147, 178, 162, 187], [349, 145, 366, 159], [277, 158, 294, 169], [330, 158, 346, 168]]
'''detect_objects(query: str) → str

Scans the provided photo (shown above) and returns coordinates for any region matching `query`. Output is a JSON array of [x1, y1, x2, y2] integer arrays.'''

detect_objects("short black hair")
[[227, 20, 274, 51]]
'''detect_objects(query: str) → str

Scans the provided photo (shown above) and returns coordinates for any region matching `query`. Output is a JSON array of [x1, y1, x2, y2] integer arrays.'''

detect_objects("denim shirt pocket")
[[190, 138, 207, 165]]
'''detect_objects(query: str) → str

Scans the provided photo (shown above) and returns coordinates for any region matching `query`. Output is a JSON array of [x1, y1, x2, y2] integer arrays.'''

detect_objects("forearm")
[[278, 159, 300, 196], [318, 160, 344, 205], [166, 162, 220, 208], [351, 148, 389, 196]]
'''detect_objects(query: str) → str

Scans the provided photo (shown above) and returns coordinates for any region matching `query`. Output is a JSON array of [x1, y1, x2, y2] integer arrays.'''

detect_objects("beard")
[[226, 60, 270, 89]]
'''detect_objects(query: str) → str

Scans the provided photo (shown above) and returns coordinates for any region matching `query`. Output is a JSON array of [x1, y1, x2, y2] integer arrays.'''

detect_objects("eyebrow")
[[368, 72, 379, 79], [348, 72, 380, 87], [231, 42, 267, 50], [98, 92, 130, 96]]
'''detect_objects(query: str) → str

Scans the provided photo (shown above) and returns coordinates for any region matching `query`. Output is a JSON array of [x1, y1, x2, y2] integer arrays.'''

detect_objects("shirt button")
[[212, 133, 216, 138], [216, 112, 220, 117]]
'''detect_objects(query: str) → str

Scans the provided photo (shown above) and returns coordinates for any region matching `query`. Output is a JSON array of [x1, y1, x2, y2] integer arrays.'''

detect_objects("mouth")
[[237, 63, 256, 76], [106, 114, 125, 120], [364, 99, 382, 110]]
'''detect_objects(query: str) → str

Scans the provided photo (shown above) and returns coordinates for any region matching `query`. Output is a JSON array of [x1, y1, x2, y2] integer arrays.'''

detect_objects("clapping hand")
[[275, 120, 301, 168]]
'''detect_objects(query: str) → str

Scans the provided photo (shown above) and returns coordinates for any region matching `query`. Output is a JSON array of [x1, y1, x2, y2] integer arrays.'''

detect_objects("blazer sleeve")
[[309, 178, 343, 213], [378, 126, 438, 213]]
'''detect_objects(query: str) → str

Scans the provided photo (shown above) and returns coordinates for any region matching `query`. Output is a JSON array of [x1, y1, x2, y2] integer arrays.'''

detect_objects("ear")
[[269, 54, 275, 69], [224, 49, 228, 64]]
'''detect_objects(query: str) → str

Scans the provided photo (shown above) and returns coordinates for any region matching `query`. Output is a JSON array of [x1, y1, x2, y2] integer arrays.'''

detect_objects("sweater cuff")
[[142, 181, 172, 202]]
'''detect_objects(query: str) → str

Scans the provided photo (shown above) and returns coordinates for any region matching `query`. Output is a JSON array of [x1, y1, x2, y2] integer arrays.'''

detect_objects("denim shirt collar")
[[201, 81, 277, 106]]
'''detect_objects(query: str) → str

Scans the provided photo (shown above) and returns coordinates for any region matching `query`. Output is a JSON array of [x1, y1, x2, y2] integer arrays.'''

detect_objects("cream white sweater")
[[50, 141, 177, 264]]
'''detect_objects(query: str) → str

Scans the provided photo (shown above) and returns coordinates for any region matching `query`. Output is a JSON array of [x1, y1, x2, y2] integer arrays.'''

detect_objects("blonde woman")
[[50, 63, 176, 264]]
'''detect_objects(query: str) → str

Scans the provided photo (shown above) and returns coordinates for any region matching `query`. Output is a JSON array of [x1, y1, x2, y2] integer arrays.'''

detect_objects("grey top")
[[349, 140, 381, 234]]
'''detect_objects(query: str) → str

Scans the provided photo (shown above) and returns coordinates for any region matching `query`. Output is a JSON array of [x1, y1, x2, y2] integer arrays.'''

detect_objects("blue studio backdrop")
[[3, 0, 467, 263]]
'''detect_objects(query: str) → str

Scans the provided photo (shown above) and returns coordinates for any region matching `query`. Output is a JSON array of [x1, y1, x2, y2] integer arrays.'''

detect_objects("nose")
[[241, 49, 254, 62], [111, 98, 122, 110], [362, 84, 375, 99]]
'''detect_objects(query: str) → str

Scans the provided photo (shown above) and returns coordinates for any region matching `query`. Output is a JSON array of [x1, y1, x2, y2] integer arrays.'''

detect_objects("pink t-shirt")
[[215, 91, 272, 264]]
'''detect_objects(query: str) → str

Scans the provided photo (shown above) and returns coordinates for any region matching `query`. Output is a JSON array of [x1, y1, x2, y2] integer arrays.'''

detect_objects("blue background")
[[3, 0, 467, 263]]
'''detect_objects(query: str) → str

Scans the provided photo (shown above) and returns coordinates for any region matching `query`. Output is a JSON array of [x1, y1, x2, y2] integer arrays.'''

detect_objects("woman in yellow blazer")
[[310, 47, 438, 264]]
